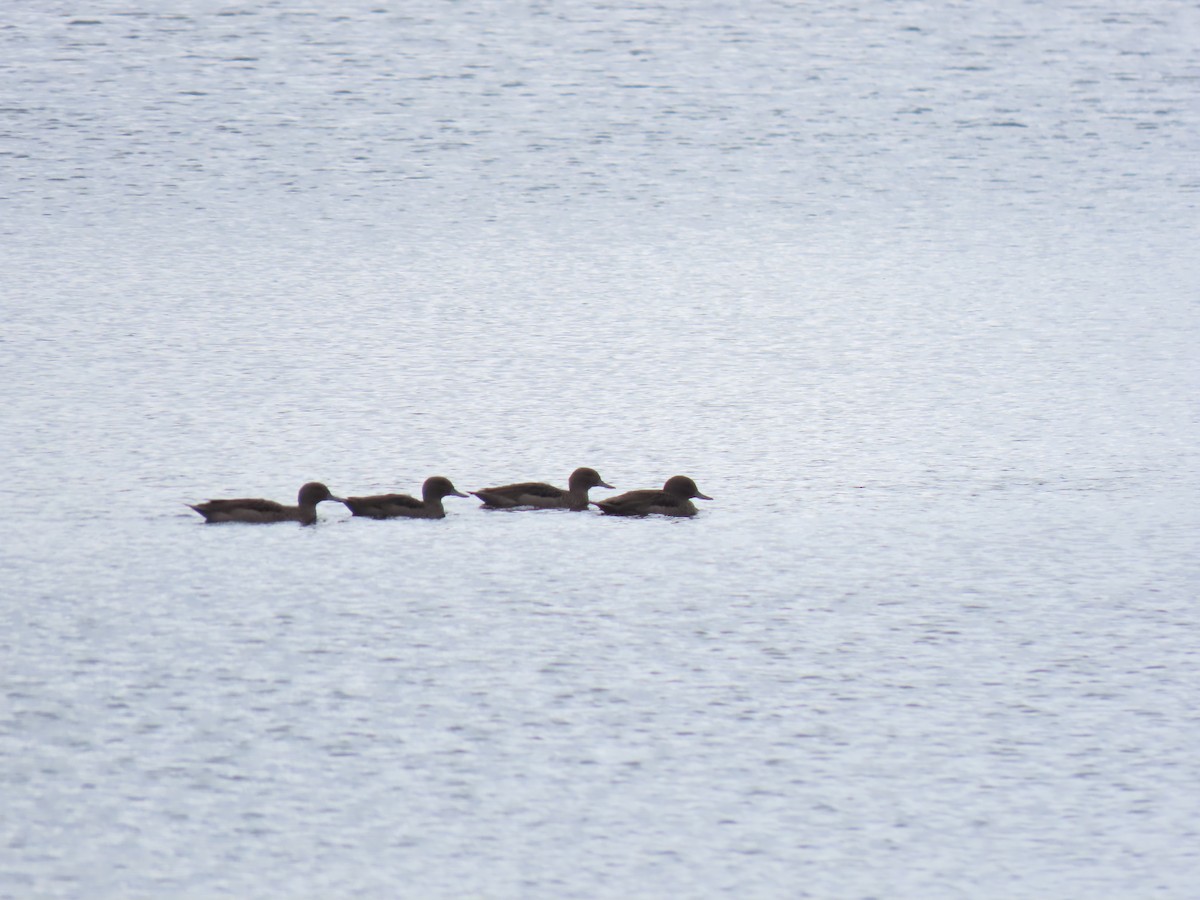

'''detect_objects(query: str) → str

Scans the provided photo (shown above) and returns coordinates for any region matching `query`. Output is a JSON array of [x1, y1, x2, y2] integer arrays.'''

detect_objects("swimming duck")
[[594, 475, 712, 517], [188, 481, 345, 525], [471, 467, 614, 511], [342, 475, 467, 519]]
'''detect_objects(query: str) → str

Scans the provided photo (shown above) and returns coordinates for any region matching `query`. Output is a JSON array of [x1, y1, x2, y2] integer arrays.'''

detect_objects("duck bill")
[[598, 481, 615, 490], [452, 490, 469, 498], [695, 491, 713, 500], [331, 496, 349, 504]]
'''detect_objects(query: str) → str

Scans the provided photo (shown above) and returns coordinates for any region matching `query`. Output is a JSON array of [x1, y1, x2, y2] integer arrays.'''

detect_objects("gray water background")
[[2, 1, 1199, 897]]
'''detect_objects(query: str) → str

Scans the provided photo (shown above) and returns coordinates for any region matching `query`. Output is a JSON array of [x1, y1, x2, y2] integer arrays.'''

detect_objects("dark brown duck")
[[188, 482, 345, 525], [471, 467, 614, 511], [342, 475, 467, 519], [594, 475, 712, 518]]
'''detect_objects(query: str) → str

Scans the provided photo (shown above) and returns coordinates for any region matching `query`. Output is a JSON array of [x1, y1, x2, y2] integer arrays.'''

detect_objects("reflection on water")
[[2, 1, 1199, 897]]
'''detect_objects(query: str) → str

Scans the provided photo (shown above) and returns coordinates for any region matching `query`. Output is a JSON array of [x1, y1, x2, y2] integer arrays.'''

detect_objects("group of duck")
[[187, 468, 712, 525]]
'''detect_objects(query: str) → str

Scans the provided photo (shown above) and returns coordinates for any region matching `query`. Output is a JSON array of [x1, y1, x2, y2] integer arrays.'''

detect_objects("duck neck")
[[564, 487, 590, 511]]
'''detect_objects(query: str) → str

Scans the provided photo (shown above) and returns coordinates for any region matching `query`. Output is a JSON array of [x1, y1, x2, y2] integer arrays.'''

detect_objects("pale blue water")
[[2, 1, 1199, 897]]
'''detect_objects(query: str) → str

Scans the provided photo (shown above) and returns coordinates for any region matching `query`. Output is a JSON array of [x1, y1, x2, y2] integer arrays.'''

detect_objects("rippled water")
[[3, 1, 1199, 897]]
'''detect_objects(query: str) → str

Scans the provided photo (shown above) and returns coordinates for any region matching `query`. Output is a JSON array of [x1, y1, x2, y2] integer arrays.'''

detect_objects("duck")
[[594, 475, 712, 517], [342, 475, 467, 519], [188, 481, 345, 525], [471, 467, 614, 511]]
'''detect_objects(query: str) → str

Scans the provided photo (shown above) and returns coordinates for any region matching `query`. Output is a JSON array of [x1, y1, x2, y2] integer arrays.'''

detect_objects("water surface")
[[2, 1, 1199, 897]]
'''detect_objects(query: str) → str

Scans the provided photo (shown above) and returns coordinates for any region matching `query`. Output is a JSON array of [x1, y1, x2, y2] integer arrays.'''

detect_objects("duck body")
[[189, 482, 344, 525], [472, 467, 613, 511], [343, 475, 467, 519], [595, 475, 712, 518]]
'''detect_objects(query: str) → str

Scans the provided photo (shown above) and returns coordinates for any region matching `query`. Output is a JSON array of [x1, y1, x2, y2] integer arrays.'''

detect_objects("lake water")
[[2, 1, 1199, 897]]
